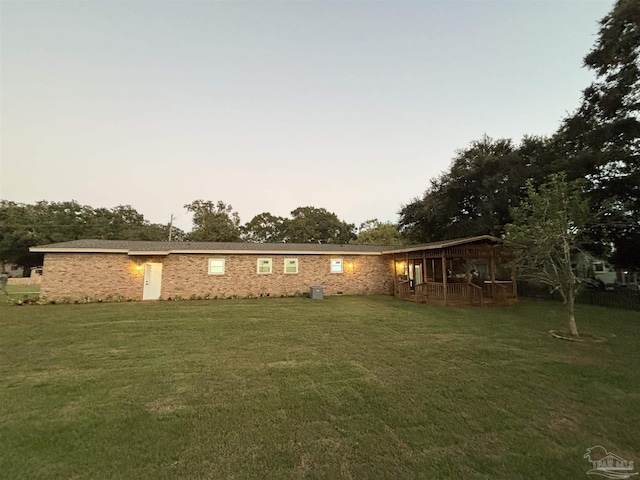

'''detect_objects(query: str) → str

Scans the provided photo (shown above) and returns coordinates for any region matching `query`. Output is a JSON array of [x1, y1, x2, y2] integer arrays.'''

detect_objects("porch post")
[[489, 251, 496, 282], [441, 252, 447, 306], [489, 248, 496, 301], [465, 247, 471, 283], [393, 253, 398, 297]]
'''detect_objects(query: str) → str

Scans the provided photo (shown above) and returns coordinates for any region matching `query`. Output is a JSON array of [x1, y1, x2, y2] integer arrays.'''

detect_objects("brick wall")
[[42, 253, 143, 300], [41, 252, 395, 301]]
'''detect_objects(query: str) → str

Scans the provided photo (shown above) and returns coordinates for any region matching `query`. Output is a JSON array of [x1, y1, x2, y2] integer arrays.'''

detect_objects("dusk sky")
[[1, 0, 614, 232]]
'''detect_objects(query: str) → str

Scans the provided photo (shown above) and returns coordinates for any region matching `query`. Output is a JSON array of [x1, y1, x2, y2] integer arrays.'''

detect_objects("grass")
[[4, 283, 40, 301], [1, 295, 639, 479]]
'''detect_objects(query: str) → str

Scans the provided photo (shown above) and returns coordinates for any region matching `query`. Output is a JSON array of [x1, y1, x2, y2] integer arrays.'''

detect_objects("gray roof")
[[30, 236, 503, 256], [30, 239, 393, 255]]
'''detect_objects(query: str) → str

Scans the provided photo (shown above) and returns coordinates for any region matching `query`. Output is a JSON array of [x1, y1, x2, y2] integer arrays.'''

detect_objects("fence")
[[518, 282, 640, 311]]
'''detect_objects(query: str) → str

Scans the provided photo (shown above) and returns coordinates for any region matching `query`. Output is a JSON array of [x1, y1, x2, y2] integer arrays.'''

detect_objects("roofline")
[[127, 251, 171, 256], [168, 249, 382, 256], [30, 246, 384, 256], [380, 235, 502, 255], [30, 247, 130, 254], [30, 236, 503, 256]]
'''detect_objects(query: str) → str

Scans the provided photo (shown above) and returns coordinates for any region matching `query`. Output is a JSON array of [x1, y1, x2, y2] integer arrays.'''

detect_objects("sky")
[[1, 0, 614, 232]]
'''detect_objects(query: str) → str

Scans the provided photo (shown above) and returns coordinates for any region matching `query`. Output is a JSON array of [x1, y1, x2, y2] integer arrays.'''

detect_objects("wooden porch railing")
[[414, 282, 483, 305], [398, 280, 411, 297], [397, 280, 514, 306], [446, 282, 484, 306], [468, 283, 483, 306], [501, 281, 516, 297], [416, 282, 444, 300], [482, 281, 517, 304]]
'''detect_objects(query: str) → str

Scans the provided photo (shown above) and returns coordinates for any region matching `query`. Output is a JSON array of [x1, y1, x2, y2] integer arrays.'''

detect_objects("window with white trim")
[[284, 258, 298, 274], [257, 258, 272, 274], [330, 259, 343, 273], [208, 259, 225, 275]]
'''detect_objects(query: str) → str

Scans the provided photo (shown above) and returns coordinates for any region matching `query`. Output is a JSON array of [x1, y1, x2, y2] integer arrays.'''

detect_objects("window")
[[257, 258, 272, 274], [330, 259, 343, 273], [208, 259, 225, 275], [284, 258, 298, 274], [594, 263, 605, 273]]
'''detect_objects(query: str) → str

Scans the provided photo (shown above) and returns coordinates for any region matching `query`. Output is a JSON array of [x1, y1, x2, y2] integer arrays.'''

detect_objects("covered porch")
[[385, 235, 518, 306]]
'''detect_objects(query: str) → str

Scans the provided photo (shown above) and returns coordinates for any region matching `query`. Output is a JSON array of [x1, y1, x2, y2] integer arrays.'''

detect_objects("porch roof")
[[380, 235, 501, 255]]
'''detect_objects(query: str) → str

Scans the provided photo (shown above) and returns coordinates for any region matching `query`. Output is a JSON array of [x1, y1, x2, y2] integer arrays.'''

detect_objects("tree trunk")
[[568, 286, 579, 337]]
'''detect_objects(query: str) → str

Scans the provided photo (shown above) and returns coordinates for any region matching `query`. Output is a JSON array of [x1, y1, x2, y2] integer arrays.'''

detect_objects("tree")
[[505, 175, 590, 337], [352, 219, 403, 245], [0, 201, 41, 273], [0, 200, 183, 272], [557, 0, 640, 269], [184, 200, 241, 242], [399, 136, 560, 243], [140, 222, 186, 242], [285, 207, 356, 244], [242, 212, 288, 243], [0, 200, 88, 271], [85, 205, 155, 240]]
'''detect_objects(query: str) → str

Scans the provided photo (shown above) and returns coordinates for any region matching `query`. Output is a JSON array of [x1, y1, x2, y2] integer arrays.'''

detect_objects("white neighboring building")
[[1, 263, 24, 278], [575, 253, 639, 290]]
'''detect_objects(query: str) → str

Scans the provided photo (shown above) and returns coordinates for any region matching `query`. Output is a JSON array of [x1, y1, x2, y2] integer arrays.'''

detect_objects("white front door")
[[143, 263, 163, 300]]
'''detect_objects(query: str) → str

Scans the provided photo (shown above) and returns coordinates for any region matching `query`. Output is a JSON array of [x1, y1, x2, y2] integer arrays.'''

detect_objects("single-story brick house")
[[30, 236, 517, 306]]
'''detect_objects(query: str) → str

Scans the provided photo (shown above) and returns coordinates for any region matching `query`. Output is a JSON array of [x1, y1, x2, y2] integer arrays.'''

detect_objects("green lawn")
[[4, 283, 40, 301], [1, 296, 639, 479]]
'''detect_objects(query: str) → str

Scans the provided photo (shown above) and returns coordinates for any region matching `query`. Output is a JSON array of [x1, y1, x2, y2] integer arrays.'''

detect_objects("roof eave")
[[30, 247, 384, 256], [30, 247, 130, 254], [381, 235, 502, 255]]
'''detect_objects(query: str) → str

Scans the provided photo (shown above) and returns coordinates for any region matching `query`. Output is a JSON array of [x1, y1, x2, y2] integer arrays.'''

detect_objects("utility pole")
[[168, 214, 174, 241]]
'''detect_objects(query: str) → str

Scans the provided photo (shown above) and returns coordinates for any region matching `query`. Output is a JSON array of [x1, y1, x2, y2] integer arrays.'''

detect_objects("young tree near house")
[[184, 200, 241, 242], [505, 175, 590, 337]]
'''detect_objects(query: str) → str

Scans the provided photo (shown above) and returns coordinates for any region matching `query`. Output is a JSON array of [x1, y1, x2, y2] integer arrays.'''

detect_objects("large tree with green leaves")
[[1, 200, 179, 272], [285, 207, 355, 244], [184, 200, 241, 242], [241, 212, 288, 243], [352, 219, 403, 246], [0, 201, 40, 272], [399, 136, 560, 243], [557, 0, 640, 269], [505, 175, 591, 337]]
